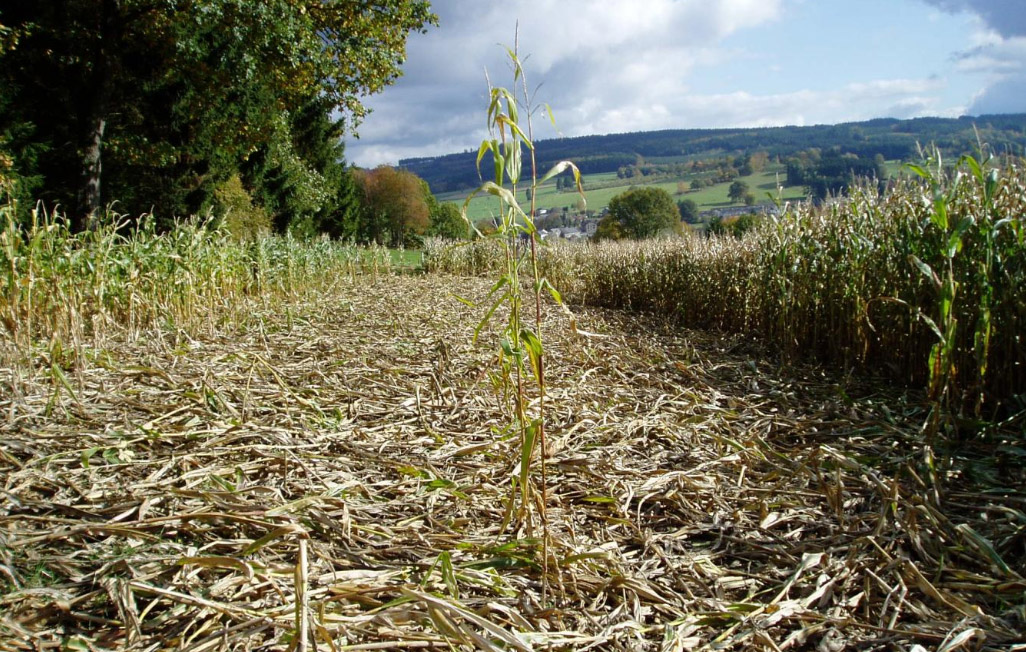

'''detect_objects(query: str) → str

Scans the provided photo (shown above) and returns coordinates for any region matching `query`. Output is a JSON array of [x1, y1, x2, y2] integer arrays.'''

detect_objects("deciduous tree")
[[0, 0, 435, 228], [593, 215, 625, 241], [728, 180, 750, 204], [354, 166, 430, 247], [677, 198, 699, 223], [607, 187, 681, 239], [427, 202, 467, 240]]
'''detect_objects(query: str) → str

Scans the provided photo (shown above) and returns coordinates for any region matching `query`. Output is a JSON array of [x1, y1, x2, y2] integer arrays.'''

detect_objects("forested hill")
[[400, 114, 1026, 193]]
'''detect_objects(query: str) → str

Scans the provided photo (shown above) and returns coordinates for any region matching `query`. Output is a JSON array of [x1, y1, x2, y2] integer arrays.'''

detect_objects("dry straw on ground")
[[2, 274, 1023, 651]]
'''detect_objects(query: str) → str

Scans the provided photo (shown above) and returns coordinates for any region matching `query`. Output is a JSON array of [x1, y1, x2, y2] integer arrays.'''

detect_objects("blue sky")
[[345, 0, 1026, 167]]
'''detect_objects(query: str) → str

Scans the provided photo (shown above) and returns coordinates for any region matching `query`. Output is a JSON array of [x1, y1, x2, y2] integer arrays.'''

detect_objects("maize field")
[[426, 156, 1026, 422], [1, 174, 1024, 649]]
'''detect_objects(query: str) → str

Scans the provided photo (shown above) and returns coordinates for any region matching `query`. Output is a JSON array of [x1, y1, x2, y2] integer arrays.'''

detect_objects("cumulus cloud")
[[921, 0, 1026, 37], [348, 0, 786, 166], [968, 73, 1026, 113], [921, 0, 1026, 114], [344, 0, 1018, 167]]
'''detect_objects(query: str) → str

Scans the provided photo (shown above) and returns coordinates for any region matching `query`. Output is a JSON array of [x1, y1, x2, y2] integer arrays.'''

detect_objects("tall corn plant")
[[461, 40, 582, 600], [906, 147, 1017, 434], [907, 153, 965, 433]]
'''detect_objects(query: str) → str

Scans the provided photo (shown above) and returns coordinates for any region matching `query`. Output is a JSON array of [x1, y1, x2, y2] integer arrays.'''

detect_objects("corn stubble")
[[3, 270, 1024, 650]]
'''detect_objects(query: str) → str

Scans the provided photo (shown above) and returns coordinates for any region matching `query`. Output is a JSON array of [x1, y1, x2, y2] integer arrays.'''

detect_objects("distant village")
[[533, 204, 781, 241]]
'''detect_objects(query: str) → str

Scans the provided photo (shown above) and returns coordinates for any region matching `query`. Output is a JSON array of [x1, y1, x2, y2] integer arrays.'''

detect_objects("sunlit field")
[[439, 164, 809, 223], [2, 154, 1024, 649]]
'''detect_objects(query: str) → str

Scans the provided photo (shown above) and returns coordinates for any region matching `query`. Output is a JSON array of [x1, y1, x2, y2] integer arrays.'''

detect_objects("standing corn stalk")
[[460, 36, 582, 603]]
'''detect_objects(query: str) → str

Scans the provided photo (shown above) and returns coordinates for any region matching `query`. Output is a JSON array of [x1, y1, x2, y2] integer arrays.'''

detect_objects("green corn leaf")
[[906, 163, 930, 179], [545, 102, 558, 129], [478, 181, 519, 210], [493, 150, 505, 185], [931, 195, 949, 231], [51, 363, 78, 403], [540, 160, 577, 184], [955, 523, 1015, 576], [918, 311, 944, 340], [962, 154, 983, 182], [496, 115, 533, 150], [540, 278, 563, 305], [985, 168, 999, 204], [427, 477, 457, 491], [499, 336, 516, 357], [520, 327, 543, 382], [909, 255, 941, 291], [439, 551, 458, 599], [505, 139, 522, 183], [519, 422, 538, 498], [81, 446, 103, 469], [475, 140, 495, 179], [474, 289, 510, 344]]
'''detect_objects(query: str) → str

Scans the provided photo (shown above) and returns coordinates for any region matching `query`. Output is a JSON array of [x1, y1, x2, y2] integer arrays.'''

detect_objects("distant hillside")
[[400, 114, 1026, 193]]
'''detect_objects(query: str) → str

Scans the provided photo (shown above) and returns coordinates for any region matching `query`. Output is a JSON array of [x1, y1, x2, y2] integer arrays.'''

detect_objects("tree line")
[[785, 149, 885, 201], [0, 1, 466, 244], [401, 115, 1026, 193]]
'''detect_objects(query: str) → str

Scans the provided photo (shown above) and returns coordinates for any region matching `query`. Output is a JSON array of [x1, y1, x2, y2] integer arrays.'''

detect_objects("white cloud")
[[348, 0, 787, 166], [970, 72, 1026, 113], [345, 0, 1019, 168], [350, 76, 959, 168], [920, 0, 1026, 114]]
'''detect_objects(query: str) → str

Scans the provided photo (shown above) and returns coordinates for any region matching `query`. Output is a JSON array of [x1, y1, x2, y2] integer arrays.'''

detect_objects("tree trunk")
[[82, 115, 106, 227], [80, 0, 120, 230]]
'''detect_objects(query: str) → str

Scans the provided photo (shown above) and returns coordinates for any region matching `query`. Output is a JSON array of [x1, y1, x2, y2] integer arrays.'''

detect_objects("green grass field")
[[386, 248, 424, 269], [438, 164, 808, 223]]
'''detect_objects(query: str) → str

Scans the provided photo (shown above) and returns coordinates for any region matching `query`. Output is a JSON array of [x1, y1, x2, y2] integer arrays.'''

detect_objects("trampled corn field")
[[1, 165, 1025, 650]]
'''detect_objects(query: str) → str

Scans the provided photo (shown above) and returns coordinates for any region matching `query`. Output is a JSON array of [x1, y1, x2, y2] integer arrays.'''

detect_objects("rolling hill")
[[400, 114, 1026, 194]]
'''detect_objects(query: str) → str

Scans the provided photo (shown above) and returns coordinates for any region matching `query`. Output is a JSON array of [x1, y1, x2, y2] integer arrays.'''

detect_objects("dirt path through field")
[[2, 274, 1023, 650]]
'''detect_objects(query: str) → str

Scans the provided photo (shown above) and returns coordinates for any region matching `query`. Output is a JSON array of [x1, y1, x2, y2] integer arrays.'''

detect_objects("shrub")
[[209, 174, 271, 240]]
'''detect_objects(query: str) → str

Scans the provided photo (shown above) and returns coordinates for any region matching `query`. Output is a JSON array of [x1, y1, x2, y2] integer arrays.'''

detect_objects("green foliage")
[[708, 213, 761, 238], [354, 166, 431, 247], [707, 216, 726, 236], [730, 213, 759, 236], [728, 180, 750, 203], [607, 187, 681, 239], [427, 202, 467, 240], [209, 174, 271, 241], [276, 96, 360, 239], [787, 149, 885, 200], [594, 215, 626, 241], [0, 0, 435, 228], [406, 116, 1026, 195], [239, 100, 359, 239]]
